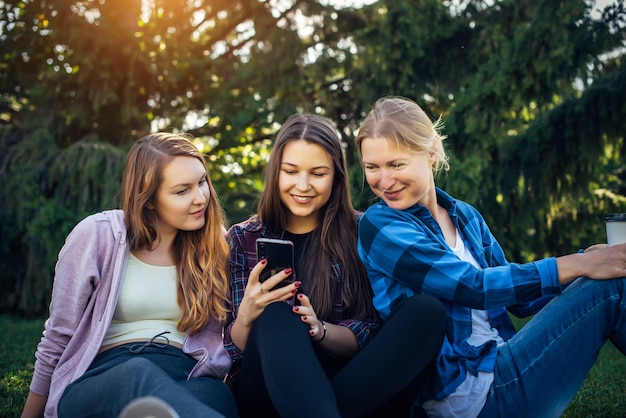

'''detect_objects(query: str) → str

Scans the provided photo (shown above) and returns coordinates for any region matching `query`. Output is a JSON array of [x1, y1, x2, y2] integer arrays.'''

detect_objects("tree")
[[346, 0, 626, 259], [0, 0, 372, 314], [0, 0, 624, 315]]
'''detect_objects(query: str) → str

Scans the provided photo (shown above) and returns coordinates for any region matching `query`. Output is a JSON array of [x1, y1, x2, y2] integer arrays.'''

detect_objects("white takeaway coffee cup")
[[605, 213, 626, 246]]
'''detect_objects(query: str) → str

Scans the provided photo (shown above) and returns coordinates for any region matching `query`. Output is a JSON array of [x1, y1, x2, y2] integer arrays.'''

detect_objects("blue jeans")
[[479, 277, 625, 418], [57, 343, 237, 418]]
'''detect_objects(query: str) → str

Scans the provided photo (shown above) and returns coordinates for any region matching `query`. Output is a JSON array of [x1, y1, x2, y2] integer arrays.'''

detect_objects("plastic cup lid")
[[605, 213, 626, 222]]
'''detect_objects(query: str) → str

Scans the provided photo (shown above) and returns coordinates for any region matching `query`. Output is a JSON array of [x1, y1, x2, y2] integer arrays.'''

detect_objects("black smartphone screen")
[[256, 238, 294, 288]]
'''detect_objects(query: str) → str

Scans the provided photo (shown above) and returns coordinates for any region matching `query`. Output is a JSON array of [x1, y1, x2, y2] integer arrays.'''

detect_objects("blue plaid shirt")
[[358, 188, 562, 401], [224, 215, 379, 381]]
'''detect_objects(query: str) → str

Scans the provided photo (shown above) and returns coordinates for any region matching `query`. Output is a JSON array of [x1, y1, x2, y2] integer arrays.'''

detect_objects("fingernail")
[[293, 306, 299, 312], [294, 281, 301, 288], [292, 289, 298, 294], [309, 330, 314, 336], [302, 316, 307, 321], [298, 294, 303, 299], [284, 268, 292, 274], [261, 259, 268, 264]]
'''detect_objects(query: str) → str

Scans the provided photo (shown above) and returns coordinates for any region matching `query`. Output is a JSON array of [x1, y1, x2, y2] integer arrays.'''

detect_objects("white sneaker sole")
[[118, 396, 180, 418]]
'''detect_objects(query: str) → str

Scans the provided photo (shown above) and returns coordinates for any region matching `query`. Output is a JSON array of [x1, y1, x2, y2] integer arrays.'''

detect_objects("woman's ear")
[[429, 152, 436, 167]]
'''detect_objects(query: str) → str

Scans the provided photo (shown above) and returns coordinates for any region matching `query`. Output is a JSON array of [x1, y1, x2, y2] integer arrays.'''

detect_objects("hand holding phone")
[[256, 238, 295, 289]]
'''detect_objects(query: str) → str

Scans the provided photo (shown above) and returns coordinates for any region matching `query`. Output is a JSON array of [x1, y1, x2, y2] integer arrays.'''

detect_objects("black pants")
[[233, 294, 446, 418]]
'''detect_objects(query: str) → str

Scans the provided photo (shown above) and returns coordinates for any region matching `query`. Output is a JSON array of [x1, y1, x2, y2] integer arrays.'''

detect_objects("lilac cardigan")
[[29, 210, 231, 418]]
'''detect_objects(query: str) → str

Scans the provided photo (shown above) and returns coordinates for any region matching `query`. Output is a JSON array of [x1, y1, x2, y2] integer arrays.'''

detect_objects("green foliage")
[[350, 0, 626, 260], [0, 127, 125, 315], [0, 0, 625, 312]]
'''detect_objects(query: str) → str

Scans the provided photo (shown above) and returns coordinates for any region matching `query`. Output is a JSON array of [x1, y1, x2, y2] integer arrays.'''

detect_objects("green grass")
[[510, 316, 626, 417], [1, 314, 624, 417], [1, 315, 45, 418]]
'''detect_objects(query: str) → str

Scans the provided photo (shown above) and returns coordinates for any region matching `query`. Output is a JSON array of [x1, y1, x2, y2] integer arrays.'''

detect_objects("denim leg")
[[479, 277, 625, 418], [58, 345, 235, 418], [178, 377, 237, 417]]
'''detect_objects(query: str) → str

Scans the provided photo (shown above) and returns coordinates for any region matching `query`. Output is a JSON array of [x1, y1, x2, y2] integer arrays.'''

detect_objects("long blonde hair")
[[120, 132, 230, 333]]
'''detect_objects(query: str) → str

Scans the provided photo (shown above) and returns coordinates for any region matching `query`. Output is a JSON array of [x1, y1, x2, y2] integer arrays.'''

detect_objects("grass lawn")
[[1, 314, 624, 417]]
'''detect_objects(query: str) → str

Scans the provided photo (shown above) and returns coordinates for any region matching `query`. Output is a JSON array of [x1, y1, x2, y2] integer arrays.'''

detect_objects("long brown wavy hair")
[[120, 132, 230, 333], [258, 114, 378, 322]]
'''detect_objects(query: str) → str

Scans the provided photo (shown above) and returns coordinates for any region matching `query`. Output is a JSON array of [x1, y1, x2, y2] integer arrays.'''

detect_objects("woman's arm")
[[359, 205, 561, 310], [229, 261, 298, 350], [21, 392, 47, 418], [315, 321, 359, 357], [26, 214, 106, 408], [556, 243, 626, 284], [294, 294, 359, 357], [224, 227, 300, 353]]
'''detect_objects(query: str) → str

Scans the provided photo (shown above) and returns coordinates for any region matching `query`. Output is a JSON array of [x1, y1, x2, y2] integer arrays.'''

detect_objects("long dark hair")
[[120, 132, 230, 333], [258, 114, 378, 321]]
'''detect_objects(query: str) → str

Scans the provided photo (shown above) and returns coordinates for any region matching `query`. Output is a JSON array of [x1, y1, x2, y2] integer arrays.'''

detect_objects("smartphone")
[[256, 238, 294, 288]]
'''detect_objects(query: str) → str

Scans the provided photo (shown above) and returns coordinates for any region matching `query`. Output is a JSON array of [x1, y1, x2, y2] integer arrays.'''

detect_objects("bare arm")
[[21, 391, 47, 418], [556, 243, 626, 285], [294, 294, 359, 358]]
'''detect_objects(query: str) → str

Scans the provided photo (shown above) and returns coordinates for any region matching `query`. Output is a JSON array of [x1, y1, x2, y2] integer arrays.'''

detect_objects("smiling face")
[[278, 139, 335, 233], [360, 136, 436, 211], [153, 155, 210, 238]]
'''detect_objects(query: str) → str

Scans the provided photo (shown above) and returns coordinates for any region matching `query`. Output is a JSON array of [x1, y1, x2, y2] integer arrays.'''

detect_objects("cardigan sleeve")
[[30, 215, 104, 396]]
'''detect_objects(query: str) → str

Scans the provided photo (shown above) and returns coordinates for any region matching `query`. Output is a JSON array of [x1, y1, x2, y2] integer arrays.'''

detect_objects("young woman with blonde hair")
[[356, 96, 626, 418]]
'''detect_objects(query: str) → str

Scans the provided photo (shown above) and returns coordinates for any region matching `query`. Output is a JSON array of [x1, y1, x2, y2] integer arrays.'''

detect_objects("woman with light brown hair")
[[22, 133, 236, 418]]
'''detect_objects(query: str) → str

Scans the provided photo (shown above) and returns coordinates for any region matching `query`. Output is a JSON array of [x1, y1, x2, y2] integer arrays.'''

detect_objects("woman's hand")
[[230, 259, 300, 350], [292, 293, 325, 341], [239, 260, 300, 324], [558, 242, 626, 284], [584, 243, 626, 279], [584, 243, 608, 252], [292, 293, 359, 357]]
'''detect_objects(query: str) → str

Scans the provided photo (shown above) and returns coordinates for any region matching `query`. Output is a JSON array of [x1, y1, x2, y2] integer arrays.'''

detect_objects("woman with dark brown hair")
[[22, 133, 236, 418], [224, 113, 446, 417]]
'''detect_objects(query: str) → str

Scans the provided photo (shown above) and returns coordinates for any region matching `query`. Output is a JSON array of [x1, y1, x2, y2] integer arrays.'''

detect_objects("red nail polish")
[[302, 316, 307, 321], [261, 259, 268, 265], [284, 268, 292, 274], [293, 306, 299, 312], [309, 330, 314, 336], [294, 281, 301, 288], [298, 294, 303, 299], [292, 289, 298, 294]]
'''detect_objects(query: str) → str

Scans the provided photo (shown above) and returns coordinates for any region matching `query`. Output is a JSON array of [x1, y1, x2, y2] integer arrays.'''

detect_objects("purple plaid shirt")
[[223, 215, 379, 380]]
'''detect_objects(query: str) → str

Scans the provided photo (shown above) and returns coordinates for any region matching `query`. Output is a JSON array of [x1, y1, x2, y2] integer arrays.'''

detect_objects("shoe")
[[118, 396, 180, 418]]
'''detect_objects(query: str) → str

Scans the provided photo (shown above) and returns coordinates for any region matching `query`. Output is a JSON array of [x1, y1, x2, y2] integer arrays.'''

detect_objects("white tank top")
[[102, 253, 187, 347]]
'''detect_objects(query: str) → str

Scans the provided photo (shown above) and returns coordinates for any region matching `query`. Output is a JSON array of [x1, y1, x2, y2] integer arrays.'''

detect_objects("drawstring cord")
[[129, 331, 171, 353]]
